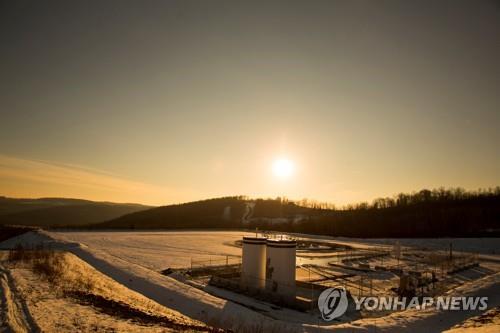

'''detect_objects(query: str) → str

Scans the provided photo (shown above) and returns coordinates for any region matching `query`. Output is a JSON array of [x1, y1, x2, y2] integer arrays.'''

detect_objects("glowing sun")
[[272, 158, 294, 179]]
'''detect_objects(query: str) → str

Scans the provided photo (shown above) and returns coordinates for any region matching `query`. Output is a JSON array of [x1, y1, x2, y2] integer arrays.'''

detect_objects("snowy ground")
[[50, 230, 255, 270], [1, 230, 499, 332], [334, 237, 500, 255], [0, 251, 208, 333], [444, 306, 500, 332], [287, 232, 500, 255]]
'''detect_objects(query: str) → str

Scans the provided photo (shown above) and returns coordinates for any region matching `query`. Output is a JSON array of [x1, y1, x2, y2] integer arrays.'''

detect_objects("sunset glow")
[[272, 158, 295, 180], [0, 1, 498, 206]]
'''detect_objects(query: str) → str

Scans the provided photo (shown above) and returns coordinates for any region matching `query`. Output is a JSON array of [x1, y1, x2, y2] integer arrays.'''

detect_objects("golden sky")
[[1, 1, 499, 206]]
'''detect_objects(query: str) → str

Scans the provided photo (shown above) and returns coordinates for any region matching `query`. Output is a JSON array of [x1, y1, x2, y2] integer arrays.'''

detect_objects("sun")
[[272, 158, 294, 179]]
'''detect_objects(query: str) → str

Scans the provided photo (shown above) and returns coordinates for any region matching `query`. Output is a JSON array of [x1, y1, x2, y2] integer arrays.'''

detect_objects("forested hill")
[[96, 197, 246, 229], [96, 196, 329, 229], [96, 188, 500, 237], [284, 188, 500, 238]]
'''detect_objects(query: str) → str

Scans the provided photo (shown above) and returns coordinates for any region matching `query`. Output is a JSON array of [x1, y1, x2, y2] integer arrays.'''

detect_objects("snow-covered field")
[[1, 230, 499, 332], [334, 237, 500, 255], [51, 230, 255, 270], [284, 232, 500, 255], [48, 231, 500, 269]]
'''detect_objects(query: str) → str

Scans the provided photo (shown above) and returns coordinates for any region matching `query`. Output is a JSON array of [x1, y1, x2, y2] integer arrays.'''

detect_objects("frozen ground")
[[51, 230, 255, 270], [1, 230, 499, 332], [0, 231, 296, 332], [444, 306, 500, 332], [0, 251, 208, 333], [335, 237, 500, 255], [287, 232, 500, 255]]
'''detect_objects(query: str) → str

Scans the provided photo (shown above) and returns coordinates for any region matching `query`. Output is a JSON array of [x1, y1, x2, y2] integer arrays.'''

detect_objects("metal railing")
[[190, 255, 241, 270]]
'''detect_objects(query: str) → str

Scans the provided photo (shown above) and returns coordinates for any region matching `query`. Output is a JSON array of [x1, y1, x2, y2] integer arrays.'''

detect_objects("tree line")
[[87, 187, 499, 238], [250, 187, 500, 238]]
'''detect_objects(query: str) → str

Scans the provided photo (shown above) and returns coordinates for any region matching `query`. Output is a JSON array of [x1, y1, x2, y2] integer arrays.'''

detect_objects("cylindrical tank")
[[241, 237, 267, 290], [266, 239, 296, 299]]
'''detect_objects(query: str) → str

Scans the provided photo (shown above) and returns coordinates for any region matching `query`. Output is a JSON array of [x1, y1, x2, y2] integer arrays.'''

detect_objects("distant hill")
[[95, 188, 500, 237], [4, 187, 498, 237], [97, 197, 248, 229], [0, 196, 150, 227], [0, 197, 99, 215], [95, 196, 325, 229]]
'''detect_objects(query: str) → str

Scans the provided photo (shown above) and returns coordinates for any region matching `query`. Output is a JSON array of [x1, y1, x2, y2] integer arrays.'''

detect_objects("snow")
[[285, 232, 500, 255], [333, 237, 500, 255], [0, 263, 39, 333], [444, 306, 500, 332], [0, 251, 202, 332], [332, 271, 500, 332], [1, 231, 299, 332], [50, 230, 254, 270], [1, 230, 499, 332]]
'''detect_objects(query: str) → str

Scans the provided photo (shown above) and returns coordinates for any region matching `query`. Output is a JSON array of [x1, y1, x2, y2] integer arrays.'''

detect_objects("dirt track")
[[0, 263, 40, 333]]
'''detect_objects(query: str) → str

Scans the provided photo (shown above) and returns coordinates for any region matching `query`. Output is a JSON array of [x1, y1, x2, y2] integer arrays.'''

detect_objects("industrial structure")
[[190, 236, 484, 318], [265, 239, 296, 299], [241, 237, 267, 290], [240, 236, 297, 300]]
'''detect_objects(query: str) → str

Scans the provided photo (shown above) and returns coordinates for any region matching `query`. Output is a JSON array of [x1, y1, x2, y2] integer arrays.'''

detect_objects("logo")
[[317, 287, 348, 321], [352, 296, 488, 311]]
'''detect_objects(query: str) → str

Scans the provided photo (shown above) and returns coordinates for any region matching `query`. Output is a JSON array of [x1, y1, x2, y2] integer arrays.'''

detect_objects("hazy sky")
[[1, 1, 499, 206]]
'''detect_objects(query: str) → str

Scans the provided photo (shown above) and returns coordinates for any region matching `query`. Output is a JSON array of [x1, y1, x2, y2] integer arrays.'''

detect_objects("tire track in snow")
[[0, 264, 40, 333]]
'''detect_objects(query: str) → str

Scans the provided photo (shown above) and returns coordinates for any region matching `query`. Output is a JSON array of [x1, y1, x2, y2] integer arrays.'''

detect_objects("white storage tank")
[[266, 239, 296, 299], [241, 237, 267, 290]]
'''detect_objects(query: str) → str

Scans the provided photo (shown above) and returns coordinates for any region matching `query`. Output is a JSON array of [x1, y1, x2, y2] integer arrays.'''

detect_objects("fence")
[[190, 255, 241, 270], [209, 273, 317, 311]]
